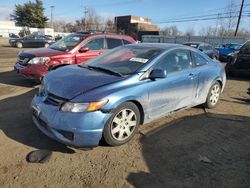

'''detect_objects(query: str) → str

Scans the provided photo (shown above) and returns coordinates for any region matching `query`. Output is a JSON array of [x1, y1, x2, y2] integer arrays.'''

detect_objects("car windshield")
[[81, 45, 163, 75], [239, 41, 250, 54], [49, 34, 86, 51], [229, 44, 241, 50]]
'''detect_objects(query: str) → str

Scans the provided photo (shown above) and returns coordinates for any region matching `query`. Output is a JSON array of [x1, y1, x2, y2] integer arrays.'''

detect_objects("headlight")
[[38, 82, 45, 96], [60, 100, 108, 113], [28, 57, 50, 65]]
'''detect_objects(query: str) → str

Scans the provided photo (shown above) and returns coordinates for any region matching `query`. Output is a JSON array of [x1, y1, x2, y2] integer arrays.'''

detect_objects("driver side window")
[[154, 50, 192, 74], [84, 38, 104, 51]]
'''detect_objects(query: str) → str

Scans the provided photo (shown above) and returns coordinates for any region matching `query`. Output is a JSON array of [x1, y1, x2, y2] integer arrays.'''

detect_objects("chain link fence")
[[142, 35, 250, 46]]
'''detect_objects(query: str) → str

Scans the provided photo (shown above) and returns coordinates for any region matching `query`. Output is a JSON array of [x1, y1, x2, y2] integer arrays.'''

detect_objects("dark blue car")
[[31, 43, 226, 147], [216, 43, 242, 62]]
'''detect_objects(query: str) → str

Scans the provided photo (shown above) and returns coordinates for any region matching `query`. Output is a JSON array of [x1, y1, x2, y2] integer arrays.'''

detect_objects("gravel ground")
[[0, 38, 250, 188]]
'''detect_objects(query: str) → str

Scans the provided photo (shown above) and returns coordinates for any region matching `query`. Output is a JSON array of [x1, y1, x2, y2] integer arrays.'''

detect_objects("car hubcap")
[[111, 108, 137, 141], [209, 84, 220, 105]]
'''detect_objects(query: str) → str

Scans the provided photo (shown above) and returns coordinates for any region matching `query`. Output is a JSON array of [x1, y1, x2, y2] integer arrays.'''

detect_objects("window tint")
[[192, 52, 208, 66], [154, 50, 192, 73], [37, 35, 45, 40], [123, 39, 132, 45], [107, 38, 123, 49], [84, 38, 104, 50]]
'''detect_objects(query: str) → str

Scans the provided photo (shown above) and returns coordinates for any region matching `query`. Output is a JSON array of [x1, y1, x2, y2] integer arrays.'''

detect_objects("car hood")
[[20, 47, 66, 57], [44, 65, 125, 100]]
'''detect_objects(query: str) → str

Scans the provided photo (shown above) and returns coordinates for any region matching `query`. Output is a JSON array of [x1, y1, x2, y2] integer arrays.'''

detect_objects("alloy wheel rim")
[[209, 84, 220, 105], [111, 108, 137, 141]]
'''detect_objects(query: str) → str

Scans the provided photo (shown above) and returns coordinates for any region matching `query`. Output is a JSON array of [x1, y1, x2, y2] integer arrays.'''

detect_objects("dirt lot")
[[0, 37, 250, 188]]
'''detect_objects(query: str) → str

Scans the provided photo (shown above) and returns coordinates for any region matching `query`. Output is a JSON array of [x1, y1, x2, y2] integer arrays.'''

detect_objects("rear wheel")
[[16, 42, 23, 48], [44, 43, 49, 48], [103, 102, 140, 146], [204, 81, 221, 109]]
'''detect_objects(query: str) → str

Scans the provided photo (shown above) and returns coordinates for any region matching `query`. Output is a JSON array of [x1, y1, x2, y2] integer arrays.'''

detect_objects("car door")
[[23, 36, 33, 47], [36, 35, 45, 47], [29, 35, 40, 47], [75, 37, 106, 63], [191, 51, 212, 104], [147, 49, 197, 119]]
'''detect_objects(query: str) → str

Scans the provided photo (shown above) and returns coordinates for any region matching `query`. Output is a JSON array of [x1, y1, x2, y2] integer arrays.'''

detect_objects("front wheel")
[[204, 81, 221, 109], [103, 102, 140, 146], [16, 42, 23, 48]]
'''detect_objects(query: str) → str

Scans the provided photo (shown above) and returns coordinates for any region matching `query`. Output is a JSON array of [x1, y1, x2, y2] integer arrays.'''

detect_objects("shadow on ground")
[[0, 89, 74, 153], [0, 70, 39, 87], [127, 113, 250, 188]]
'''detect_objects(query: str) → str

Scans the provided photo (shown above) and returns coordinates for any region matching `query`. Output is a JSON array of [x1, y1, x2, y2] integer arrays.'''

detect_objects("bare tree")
[[183, 27, 195, 36], [104, 18, 117, 33], [160, 25, 179, 36], [216, 0, 238, 36]]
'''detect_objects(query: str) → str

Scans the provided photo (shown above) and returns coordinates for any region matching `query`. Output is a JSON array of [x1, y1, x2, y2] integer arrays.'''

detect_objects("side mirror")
[[149, 69, 167, 80], [79, 46, 89, 53]]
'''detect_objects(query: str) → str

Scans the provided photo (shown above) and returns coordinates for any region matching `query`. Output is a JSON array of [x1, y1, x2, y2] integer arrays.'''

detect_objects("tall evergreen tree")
[[13, 0, 48, 28]]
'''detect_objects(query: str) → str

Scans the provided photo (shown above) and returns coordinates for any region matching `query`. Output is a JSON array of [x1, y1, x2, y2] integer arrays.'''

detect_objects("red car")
[[14, 32, 136, 81]]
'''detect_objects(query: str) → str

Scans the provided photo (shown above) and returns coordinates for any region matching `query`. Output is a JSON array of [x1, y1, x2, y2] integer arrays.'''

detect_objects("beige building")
[[115, 15, 160, 40]]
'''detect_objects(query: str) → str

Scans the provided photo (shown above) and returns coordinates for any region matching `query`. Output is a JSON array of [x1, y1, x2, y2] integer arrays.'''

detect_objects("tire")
[[16, 42, 23, 48], [44, 43, 49, 48], [204, 81, 221, 109], [103, 102, 141, 146]]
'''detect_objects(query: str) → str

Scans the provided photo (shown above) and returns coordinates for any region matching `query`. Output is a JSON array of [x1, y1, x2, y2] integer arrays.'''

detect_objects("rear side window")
[[107, 38, 123, 49], [192, 52, 208, 66], [123, 39, 132, 45]]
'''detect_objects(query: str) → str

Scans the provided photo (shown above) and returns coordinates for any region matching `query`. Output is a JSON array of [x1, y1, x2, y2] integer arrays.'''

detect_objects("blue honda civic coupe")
[[31, 43, 226, 147]]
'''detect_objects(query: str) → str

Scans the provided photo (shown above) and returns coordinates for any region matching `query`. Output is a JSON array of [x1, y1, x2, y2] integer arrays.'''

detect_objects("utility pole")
[[50, 6, 55, 29], [234, 0, 244, 36], [83, 6, 88, 31]]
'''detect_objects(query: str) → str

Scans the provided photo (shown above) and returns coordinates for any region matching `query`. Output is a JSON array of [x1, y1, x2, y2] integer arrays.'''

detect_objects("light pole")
[[83, 6, 88, 31], [50, 6, 55, 29]]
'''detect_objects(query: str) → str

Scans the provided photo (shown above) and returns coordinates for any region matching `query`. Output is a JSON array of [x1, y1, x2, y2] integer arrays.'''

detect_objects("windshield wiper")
[[87, 65, 123, 77], [78, 64, 91, 69]]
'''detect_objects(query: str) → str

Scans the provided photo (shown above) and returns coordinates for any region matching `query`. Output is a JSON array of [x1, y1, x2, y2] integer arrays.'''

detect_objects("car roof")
[[127, 43, 185, 50], [73, 32, 133, 38], [184, 42, 211, 45]]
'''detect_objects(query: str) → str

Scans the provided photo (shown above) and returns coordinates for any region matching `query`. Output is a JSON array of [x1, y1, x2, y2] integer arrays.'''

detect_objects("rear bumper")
[[14, 62, 48, 81], [31, 95, 112, 147]]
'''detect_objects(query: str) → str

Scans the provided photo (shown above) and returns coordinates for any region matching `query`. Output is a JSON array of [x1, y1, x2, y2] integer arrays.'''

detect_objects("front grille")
[[17, 56, 30, 66], [34, 115, 49, 131], [44, 92, 66, 106]]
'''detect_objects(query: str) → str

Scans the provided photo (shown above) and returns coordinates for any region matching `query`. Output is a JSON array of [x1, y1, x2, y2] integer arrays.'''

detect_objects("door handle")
[[188, 73, 194, 79]]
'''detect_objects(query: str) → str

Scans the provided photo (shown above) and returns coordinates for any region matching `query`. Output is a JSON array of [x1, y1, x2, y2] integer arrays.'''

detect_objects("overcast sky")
[[0, 0, 249, 32]]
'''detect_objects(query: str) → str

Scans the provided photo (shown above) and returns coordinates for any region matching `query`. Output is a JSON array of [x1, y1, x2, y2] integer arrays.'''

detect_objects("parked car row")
[[13, 33, 226, 148]]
